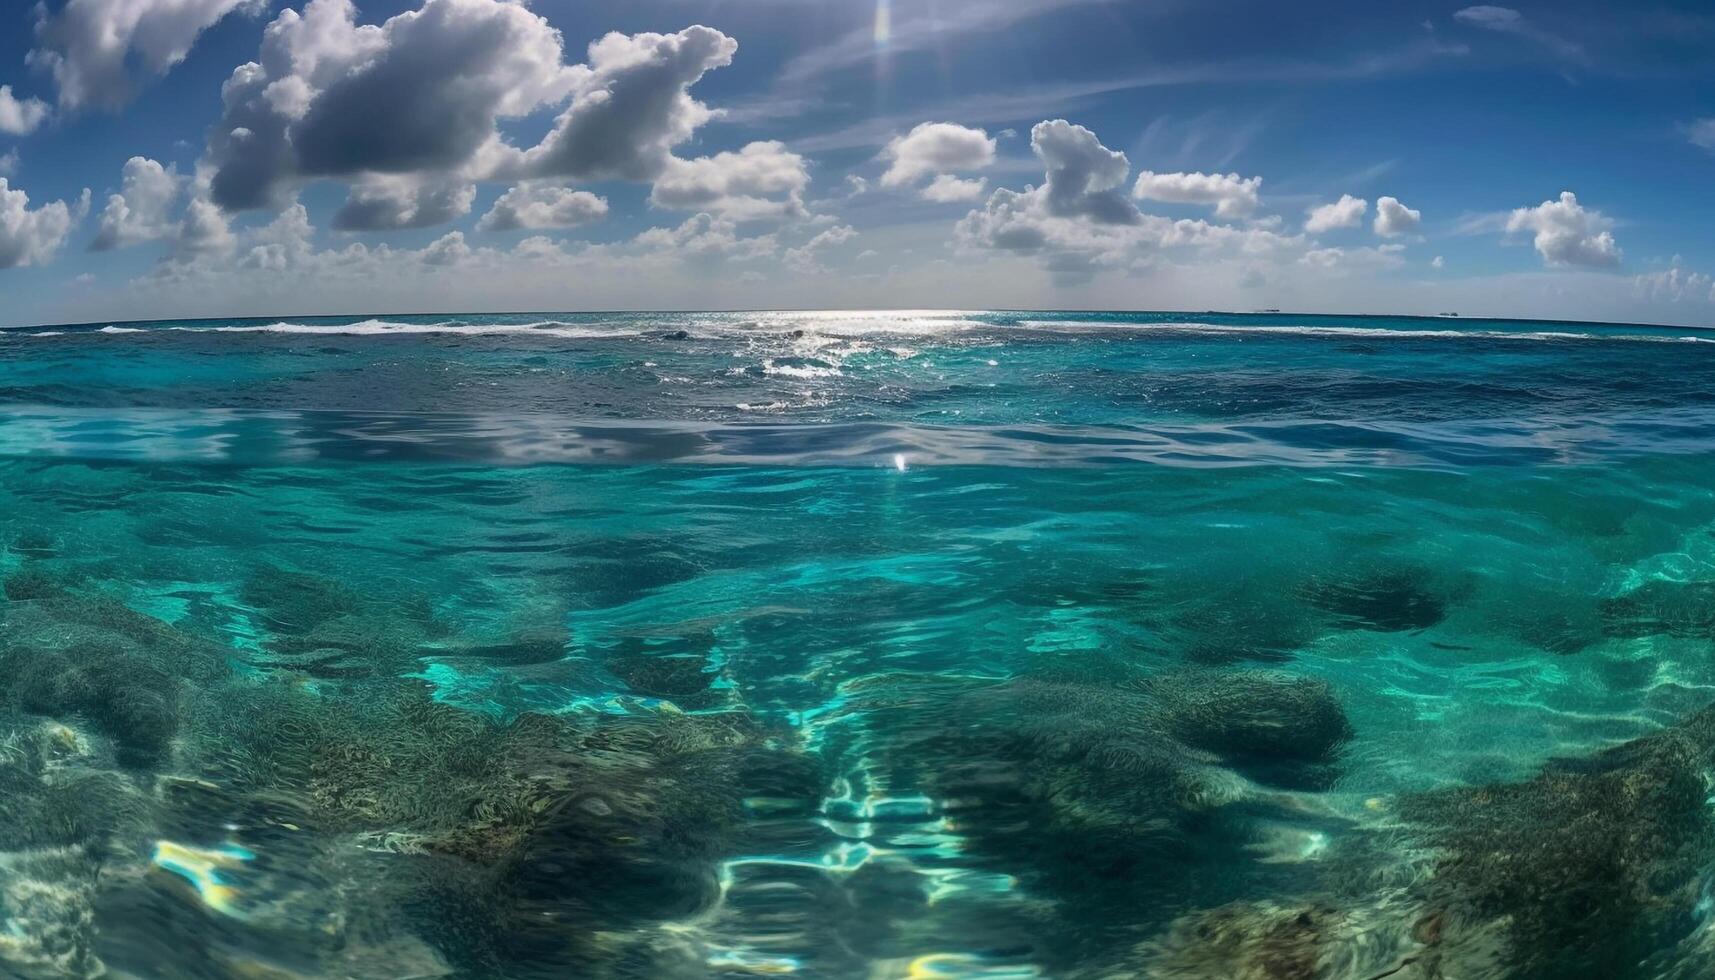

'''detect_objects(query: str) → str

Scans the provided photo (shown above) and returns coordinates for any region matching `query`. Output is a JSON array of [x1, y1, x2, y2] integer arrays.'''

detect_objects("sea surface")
[[3, 310, 1715, 978]]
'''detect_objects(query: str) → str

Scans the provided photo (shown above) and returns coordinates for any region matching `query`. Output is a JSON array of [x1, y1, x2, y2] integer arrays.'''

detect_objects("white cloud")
[[332, 177, 476, 231], [478, 184, 609, 232], [633, 213, 777, 263], [1373, 195, 1421, 237], [1633, 261, 1714, 304], [206, 0, 579, 211], [516, 25, 736, 181], [1305, 194, 1367, 233], [421, 230, 473, 267], [649, 141, 810, 221], [30, 0, 266, 110], [1132, 170, 1262, 219], [1453, 5, 1582, 61], [203, 0, 754, 241], [1432, 255, 1445, 269], [920, 174, 988, 203], [0, 178, 81, 269], [881, 122, 996, 188], [240, 202, 315, 270], [92, 156, 183, 250], [784, 224, 857, 274], [956, 119, 1305, 284], [172, 198, 236, 261], [0, 86, 50, 135], [0, 151, 17, 177], [1298, 242, 1406, 275], [1505, 191, 1620, 268], [1685, 118, 1715, 152]]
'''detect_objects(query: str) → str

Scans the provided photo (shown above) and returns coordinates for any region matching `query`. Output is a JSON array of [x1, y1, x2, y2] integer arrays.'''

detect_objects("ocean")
[[3, 309, 1715, 978]]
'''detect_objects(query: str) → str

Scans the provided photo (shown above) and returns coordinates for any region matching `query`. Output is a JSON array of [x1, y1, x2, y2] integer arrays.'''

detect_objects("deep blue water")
[[3, 310, 1715, 978]]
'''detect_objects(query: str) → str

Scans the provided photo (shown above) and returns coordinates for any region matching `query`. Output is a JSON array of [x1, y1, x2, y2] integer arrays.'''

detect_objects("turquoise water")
[[4, 311, 1715, 978]]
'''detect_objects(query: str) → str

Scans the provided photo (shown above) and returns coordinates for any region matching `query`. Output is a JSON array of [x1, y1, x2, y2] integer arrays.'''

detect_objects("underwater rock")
[[1166, 592, 1319, 664], [888, 680, 1257, 924], [1105, 900, 1340, 980], [0, 847, 106, 979], [3, 568, 62, 602], [1141, 670, 1352, 767], [179, 673, 821, 975], [240, 565, 367, 632], [607, 647, 717, 702], [1299, 565, 1452, 632], [1599, 581, 1715, 639], [824, 668, 1364, 968], [0, 588, 226, 769], [0, 717, 156, 979], [1128, 702, 1715, 980], [1395, 705, 1715, 980]]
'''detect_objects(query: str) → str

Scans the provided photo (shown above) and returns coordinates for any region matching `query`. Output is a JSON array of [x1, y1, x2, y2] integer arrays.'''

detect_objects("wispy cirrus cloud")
[[1453, 6, 1586, 62], [789, 38, 1468, 153]]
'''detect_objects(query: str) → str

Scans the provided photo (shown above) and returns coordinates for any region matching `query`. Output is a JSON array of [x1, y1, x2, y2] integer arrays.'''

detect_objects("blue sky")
[[1, 0, 1713, 326]]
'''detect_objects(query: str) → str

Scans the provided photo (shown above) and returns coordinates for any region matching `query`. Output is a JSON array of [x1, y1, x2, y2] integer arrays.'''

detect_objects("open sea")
[[5, 309, 1715, 979]]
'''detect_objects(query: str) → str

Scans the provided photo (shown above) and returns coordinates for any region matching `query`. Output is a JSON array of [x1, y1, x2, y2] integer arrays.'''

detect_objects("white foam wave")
[[199, 318, 637, 339], [1014, 320, 1715, 344], [761, 358, 843, 380]]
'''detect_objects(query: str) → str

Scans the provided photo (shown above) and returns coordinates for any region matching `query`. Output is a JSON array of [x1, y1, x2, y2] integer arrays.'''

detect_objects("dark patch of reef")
[[0, 564, 819, 978]]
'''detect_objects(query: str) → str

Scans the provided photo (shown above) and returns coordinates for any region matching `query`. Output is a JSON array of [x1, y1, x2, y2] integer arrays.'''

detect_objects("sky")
[[0, 0, 1713, 327]]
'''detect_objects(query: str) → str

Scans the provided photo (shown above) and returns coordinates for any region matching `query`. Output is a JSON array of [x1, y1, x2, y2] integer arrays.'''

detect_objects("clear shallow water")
[[4, 311, 1715, 978]]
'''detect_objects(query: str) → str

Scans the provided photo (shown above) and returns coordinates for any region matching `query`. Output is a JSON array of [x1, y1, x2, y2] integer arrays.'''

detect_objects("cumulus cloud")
[[0, 86, 50, 135], [920, 174, 988, 203], [332, 177, 476, 231], [207, 0, 575, 211], [0, 178, 82, 269], [956, 119, 1303, 284], [881, 122, 997, 188], [421, 230, 473, 267], [1132, 170, 1262, 219], [634, 213, 777, 262], [1034, 119, 1142, 225], [784, 224, 857, 273], [172, 198, 236, 261], [30, 0, 266, 110], [649, 141, 810, 221], [202, 0, 755, 239], [517, 26, 736, 182], [92, 156, 183, 250], [1633, 261, 1713, 304], [1505, 191, 1620, 268], [240, 202, 315, 270], [1304, 194, 1368, 233], [477, 183, 609, 231], [1372, 195, 1421, 237]]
